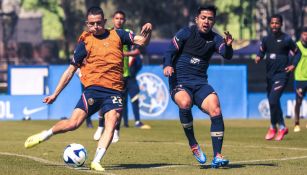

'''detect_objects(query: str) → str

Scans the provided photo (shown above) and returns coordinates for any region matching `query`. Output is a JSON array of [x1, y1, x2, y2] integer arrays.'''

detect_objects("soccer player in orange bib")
[[24, 6, 152, 171]]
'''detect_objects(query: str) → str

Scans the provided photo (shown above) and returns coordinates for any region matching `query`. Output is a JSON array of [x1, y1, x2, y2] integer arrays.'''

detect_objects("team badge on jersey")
[[88, 98, 94, 106]]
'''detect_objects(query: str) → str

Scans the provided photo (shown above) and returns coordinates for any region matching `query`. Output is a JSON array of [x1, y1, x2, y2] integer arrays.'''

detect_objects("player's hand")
[[163, 66, 174, 77], [285, 65, 295, 72], [224, 31, 234, 46], [140, 23, 152, 37], [43, 94, 57, 104], [255, 56, 261, 64]]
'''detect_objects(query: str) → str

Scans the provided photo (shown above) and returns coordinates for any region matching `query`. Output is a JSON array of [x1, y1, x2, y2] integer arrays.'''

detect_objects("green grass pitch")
[[0, 119, 307, 175]]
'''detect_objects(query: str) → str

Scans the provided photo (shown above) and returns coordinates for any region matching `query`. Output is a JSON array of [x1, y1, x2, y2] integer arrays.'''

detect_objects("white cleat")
[[93, 127, 104, 141], [112, 130, 120, 143]]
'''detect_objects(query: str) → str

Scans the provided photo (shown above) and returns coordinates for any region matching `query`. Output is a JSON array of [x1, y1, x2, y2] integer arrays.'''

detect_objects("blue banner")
[[129, 65, 247, 120], [248, 93, 307, 119], [0, 95, 47, 120], [1, 65, 247, 120]]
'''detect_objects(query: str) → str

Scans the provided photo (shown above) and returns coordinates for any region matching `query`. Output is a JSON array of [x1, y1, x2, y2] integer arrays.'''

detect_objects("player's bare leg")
[[25, 108, 87, 148], [91, 109, 120, 171]]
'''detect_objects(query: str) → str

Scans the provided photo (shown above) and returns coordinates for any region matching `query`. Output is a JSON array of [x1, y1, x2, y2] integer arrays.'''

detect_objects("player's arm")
[[117, 23, 152, 47], [134, 23, 152, 46], [255, 37, 267, 64], [163, 27, 190, 77], [43, 41, 87, 104], [285, 38, 302, 72], [215, 31, 234, 60], [124, 48, 141, 57], [43, 65, 77, 104]]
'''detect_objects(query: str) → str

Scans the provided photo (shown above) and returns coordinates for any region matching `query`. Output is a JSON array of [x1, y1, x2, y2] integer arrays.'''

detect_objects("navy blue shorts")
[[295, 81, 307, 97], [75, 86, 123, 117], [170, 83, 215, 109]]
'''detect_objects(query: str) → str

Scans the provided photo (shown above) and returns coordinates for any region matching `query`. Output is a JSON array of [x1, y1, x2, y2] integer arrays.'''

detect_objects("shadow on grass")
[[106, 163, 186, 170], [199, 163, 277, 169]]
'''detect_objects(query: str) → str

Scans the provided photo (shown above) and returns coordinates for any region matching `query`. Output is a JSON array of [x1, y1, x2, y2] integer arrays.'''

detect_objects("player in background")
[[293, 27, 307, 132], [93, 10, 151, 142], [163, 5, 233, 168], [255, 14, 301, 140], [24, 6, 152, 171]]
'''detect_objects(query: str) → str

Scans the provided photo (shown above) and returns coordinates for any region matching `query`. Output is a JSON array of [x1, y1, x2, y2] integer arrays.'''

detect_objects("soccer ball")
[[63, 143, 87, 167]]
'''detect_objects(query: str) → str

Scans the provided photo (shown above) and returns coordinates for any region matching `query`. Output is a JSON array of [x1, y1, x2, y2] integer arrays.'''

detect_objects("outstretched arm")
[[133, 23, 152, 46], [216, 31, 234, 60], [43, 65, 78, 104]]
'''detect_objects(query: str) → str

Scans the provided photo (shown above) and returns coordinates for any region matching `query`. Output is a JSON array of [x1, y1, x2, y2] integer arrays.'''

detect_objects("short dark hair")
[[196, 5, 217, 17], [270, 14, 283, 24], [87, 6, 104, 18], [302, 26, 307, 33], [113, 10, 126, 18]]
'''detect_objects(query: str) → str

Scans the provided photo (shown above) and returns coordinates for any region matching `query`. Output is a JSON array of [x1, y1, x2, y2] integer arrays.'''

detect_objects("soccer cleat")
[[90, 162, 105, 171], [24, 131, 46, 148], [135, 121, 151, 129], [275, 128, 288, 141], [111, 129, 120, 143], [211, 153, 229, 168], [93, 127, 104, 141], [265, 128, 276, 140], [190, 144, 206, 164], [294, 125, 301, 132]]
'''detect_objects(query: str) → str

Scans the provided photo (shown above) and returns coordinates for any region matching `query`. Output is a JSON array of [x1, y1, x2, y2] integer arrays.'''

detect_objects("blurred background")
[[0, 0, 306, 120]]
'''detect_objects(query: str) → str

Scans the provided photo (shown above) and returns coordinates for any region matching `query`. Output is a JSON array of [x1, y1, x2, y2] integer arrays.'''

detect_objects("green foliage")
[[22, 0, 64, 39]]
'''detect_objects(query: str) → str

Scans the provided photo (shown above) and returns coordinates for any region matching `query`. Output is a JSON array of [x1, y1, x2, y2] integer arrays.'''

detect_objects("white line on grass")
[[0, 152, 116, 175]]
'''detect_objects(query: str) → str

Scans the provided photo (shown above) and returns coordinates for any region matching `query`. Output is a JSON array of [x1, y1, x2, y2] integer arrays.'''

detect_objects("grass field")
[[1, 119, 307, 175]]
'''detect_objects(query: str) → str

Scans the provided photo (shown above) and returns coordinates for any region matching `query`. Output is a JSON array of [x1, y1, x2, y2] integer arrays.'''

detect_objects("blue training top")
[[257, 32, 301, 79], [163, 25, 233, 87]]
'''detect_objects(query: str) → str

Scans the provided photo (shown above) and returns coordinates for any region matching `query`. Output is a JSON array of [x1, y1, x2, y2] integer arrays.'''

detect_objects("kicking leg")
[[25, 108, 87, 148]]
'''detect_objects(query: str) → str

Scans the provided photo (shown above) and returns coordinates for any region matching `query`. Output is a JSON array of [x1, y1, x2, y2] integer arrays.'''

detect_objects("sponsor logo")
[[137, 73, 169, 117], [23, 106, 46, 119], [190, 57, 201, 64]]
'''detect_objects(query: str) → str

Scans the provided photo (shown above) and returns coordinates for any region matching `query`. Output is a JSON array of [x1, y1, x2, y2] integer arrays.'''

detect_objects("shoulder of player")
[[282, 33, 294, 42], [78, 31, 92, 42], [175, 26, 192, 40]]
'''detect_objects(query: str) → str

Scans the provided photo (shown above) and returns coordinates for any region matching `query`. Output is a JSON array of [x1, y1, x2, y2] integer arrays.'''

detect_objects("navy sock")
[[132, 100, 140, 121], [179, 108, 197, 147], [98, 117, 105, 127], [210, 115, 224, 157]]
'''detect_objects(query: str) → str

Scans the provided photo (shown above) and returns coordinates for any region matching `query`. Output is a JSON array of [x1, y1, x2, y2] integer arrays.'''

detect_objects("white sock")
[[97, 127, 103, 131], [41, 129, 53, 140], [93, 147, 106, 163]]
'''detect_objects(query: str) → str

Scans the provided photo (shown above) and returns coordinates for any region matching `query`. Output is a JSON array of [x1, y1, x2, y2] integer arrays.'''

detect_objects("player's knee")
[[177, 99, 192, 109], [208, 107, 221, 117], [67, 121, 79, 131]]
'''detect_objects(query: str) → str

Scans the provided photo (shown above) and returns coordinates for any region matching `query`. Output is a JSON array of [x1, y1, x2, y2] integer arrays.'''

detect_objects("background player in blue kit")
[[163, 5, 233, 168], [255, 14, 301, 141]]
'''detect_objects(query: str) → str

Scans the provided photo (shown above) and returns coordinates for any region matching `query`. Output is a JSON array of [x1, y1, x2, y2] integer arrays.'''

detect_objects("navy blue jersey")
[[163, 25, 233, 87], [257, 32, 301, 79]]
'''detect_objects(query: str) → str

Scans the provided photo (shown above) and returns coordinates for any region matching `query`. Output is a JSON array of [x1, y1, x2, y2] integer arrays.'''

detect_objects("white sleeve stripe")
[[172, 38, 179, 50], [218, 43, 225, 53]]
